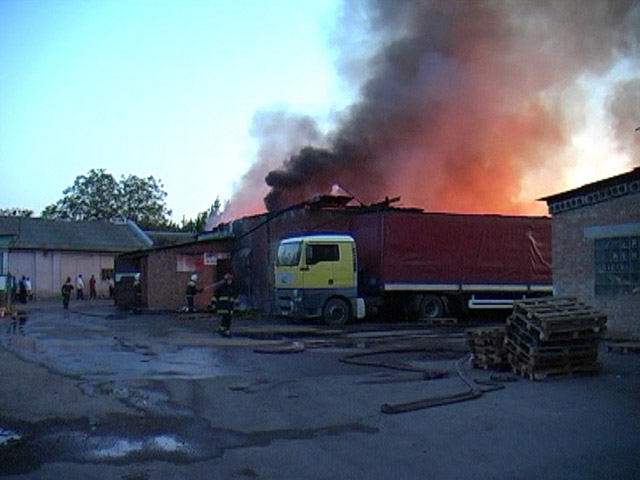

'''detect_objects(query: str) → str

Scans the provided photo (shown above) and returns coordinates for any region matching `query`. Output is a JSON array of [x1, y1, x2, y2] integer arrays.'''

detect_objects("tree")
[[117, 174, 172, 229], [179, 198, 222, 232], [0, 208, 33, 217], [42, 168, 173, 229], [0, 207, 33, 218], [42, 169, 119, 221]]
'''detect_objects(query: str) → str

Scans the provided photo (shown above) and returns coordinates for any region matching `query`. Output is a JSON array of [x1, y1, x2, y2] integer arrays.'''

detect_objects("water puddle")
[[91, 438, 144, 459], [0, 427, 22, 446], [0, 413, 378, 475]]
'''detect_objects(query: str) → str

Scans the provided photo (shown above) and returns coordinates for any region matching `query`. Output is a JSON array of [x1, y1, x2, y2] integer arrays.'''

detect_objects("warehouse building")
[[541, 167, 640, 339], [0, 217, 152, 299]]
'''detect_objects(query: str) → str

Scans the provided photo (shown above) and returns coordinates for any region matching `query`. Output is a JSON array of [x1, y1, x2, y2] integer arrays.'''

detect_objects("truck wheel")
[[322, 297, 351, 325], [419, 295, 444, 319]]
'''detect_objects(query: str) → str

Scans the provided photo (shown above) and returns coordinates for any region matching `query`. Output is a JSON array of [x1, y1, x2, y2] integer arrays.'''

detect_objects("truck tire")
[[322, 297, 351, 325], [419, 295, 444, 319]]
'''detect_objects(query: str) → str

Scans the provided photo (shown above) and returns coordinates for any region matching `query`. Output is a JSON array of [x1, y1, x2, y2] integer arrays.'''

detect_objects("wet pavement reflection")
[[1, 304, 236, 380]]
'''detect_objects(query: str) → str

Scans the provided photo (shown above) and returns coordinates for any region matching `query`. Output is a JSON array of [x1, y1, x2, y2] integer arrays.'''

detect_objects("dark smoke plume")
[[608, 79, 640, 153], [234, 0, 640, 216], [219, 109, 323, 222]]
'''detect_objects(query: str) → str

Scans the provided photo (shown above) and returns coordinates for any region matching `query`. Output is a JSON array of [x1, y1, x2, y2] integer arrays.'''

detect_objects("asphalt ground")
[[0, 300, 639, 479]]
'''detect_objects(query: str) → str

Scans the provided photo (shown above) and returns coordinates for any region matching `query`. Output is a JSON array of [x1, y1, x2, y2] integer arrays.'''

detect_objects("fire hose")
[[339, 348, 511, 414], [380, 355, 506, 414]]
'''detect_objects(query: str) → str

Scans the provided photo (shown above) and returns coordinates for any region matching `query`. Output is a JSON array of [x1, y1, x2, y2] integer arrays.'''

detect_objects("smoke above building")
[[222, 0, 640, 220]]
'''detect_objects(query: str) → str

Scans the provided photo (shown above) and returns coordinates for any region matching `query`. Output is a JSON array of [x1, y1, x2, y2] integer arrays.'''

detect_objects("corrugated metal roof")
[[145, 231, 196, 247], [0, 217, 152, 252], [539, 167, 640, 203]]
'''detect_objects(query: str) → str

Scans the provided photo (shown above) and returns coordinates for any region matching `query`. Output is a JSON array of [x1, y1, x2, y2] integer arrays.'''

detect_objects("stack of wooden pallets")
[[505, 297, 607, 380], [466, 326, 508, 370]]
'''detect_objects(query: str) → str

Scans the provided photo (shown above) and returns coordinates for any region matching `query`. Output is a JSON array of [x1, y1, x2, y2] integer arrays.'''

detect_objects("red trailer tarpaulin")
[[351, 211, 551, 286]]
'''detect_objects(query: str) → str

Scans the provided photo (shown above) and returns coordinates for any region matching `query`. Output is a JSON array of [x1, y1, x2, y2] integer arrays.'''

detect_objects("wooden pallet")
[[511, 362, 601, 381], [466, 327, 507, 370], [513, 297, 607, 332], [505, 338, 597, 357], [507, 313, 606, 343], [466, 327, 505, 345], [466, 337, 503, 347], [607, 342, 640, 354], [508, 313, 606, 340], [504, 331, 599, 356], [505, 296, 606, 380], [471, 346, 504, 356], [473, 360, 510, 371], [472, 351, 506, 362], [472, 353, 509, 369], [507, 350, 598, 370]]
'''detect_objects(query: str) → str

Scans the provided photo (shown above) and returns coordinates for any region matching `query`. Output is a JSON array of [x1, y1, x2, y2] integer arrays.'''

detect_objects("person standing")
[[25, 277, 33, 301], [89, 274, 97, 300], [10, 274, 17, 302], [18, 276, 27, 304], [215, 273, 237, 337], [61, 277, 74, 310], [184, 274, 203, 313], [107, 276, 115, 299], [76, 274, 85, 300]]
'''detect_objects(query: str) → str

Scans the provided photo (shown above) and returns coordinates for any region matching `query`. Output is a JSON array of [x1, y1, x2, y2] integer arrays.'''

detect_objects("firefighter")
[[215, 273, 236, 337], [18, 276, 27, 304], [132, 273, 142, 314], [185, 274, 203, 313], [61, 277, 74, 310]]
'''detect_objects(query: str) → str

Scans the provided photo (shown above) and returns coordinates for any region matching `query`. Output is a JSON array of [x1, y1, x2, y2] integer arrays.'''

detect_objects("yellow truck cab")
[[275, 234, 365, 324]]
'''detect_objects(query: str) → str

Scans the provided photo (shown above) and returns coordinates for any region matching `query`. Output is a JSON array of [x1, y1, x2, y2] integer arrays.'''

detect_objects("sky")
[[1, 0, 638, 224], [0, 0, 348, 221]]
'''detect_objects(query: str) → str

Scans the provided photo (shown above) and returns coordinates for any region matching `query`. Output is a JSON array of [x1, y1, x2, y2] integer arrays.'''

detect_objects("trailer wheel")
[[419, 295, 444, 319], [322, 297, 351, 325]]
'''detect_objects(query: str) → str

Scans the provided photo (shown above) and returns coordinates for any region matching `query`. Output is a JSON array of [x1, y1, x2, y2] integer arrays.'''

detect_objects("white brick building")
[[0, 217, 152, 299]]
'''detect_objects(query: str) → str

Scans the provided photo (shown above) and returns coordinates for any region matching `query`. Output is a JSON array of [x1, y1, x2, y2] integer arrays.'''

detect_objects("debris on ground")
[[253, 341, 305, 354]]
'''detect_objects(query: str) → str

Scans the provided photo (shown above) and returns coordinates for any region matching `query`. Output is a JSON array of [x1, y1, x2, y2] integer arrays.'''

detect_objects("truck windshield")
[[277, 241, 302, 267]]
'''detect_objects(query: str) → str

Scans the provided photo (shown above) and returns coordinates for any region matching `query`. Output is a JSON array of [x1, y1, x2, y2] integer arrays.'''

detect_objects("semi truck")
[[274, 210, 552, 324]]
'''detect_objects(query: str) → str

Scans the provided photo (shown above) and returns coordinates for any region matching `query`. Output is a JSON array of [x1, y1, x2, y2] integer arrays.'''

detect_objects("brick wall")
[[145, 240, 233, 311], [552, 192, 640, 339]]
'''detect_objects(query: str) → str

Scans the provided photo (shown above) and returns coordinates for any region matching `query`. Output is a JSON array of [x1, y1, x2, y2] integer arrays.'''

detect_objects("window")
[[101, 268, 114, 281], [306, 244, 339, 265], [594, 236, 640, 296], [277, 242, 302, 267]]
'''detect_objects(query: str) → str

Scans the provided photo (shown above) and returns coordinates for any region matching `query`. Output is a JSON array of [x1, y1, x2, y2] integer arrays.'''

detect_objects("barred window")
[[101, 268, 114, 281], [594, 236, 640, 296]]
